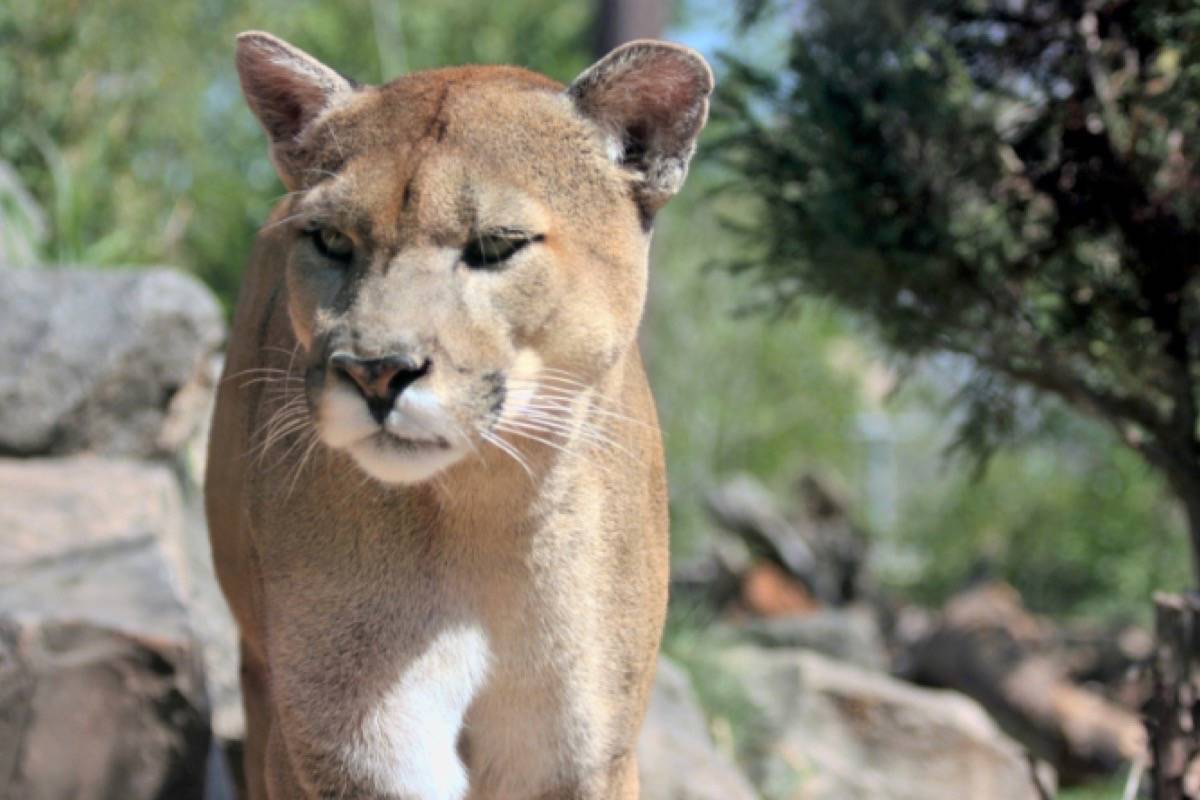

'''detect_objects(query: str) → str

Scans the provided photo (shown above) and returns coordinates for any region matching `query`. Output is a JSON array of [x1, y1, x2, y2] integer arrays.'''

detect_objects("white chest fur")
[[342, 623, 491, 800]]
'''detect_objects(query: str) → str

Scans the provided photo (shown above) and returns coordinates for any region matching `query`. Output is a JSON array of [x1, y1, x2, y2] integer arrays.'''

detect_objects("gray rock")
[[0, 619, 211, 800], [180, 466, 243, 743], [719, 646, 1056, 800], [0, 456, 214, 800], [706, 475, 819, 588], [0, 268, 224, 457], [705, 473, 870, 605], [638, 657, 758, 800], [731, 605, 888, 671], [0, 456, 189, 587], [906, 582, 1145, 782], [670, 535, 751, 611]]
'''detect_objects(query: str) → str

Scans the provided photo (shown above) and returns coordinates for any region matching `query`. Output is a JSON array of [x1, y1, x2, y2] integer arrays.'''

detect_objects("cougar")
[[205, 30, 712, 799]]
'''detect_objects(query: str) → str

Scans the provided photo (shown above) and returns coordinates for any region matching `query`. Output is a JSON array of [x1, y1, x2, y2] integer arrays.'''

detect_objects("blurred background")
[[2, 1, 1198, 798]]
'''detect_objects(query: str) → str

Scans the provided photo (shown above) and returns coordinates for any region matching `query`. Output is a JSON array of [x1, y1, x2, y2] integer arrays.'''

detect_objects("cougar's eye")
[[304, 225, 354, 263], [462, 231, 543, 270]]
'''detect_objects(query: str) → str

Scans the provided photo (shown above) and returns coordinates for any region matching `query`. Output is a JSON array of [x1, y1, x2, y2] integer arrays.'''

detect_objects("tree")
[[718, 0, 1200, 580], [593, 0, 666, 56], [0, 0, 592, 307]]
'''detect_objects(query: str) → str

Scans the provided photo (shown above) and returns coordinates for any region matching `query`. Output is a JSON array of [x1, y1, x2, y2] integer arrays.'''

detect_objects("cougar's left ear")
[[568, 40, 714, 217], [235, 31, 355, 189]]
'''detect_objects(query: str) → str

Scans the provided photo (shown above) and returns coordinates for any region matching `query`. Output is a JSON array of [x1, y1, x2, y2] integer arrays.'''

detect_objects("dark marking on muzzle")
[[483, 370, 506, 417]]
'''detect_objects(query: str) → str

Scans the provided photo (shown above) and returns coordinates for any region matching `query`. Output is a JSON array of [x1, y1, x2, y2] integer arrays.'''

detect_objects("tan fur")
[[207, 33, 711, 799]]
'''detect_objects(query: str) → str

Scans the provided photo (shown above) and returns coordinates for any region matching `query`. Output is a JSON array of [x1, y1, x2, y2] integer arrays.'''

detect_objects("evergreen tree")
[[719, 0, 1200, 579]]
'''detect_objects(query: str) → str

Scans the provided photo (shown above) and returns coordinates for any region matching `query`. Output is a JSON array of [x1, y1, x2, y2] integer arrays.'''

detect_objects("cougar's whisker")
[[504, 415, 634, 459], [284, 430, 323, 500], [479, 428, 534, 481]]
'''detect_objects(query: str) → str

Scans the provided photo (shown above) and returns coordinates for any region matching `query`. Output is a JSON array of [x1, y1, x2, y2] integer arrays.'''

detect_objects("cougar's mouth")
[[373, 431, 452, 452]]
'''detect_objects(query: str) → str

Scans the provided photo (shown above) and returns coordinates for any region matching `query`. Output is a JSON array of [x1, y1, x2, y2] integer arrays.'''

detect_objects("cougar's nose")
[[330, 352, 431, 423]]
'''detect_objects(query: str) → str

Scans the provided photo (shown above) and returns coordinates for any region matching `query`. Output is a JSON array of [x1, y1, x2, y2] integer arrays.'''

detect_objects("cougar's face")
[[237, 32, 711, 485], [279, 80, 647, 484]]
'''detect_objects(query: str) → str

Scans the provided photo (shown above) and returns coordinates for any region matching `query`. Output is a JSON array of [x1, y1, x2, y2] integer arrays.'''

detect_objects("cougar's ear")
[[568, 40, 713, 218], [235, 31, 354, 189]]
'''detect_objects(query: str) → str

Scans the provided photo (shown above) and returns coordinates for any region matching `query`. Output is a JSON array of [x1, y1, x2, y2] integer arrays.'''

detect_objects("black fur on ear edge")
[[568, 40, 714, 217]]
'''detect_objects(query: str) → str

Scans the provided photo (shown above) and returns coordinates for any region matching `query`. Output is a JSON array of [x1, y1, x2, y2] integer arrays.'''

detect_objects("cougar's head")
[[236, 32, 711, 484]]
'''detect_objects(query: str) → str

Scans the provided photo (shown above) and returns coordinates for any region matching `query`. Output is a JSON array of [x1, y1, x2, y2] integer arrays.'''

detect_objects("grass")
[[1058, 775, 1133, 800]]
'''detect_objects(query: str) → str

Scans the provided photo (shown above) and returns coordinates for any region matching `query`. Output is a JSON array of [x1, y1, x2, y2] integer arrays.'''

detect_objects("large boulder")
[[0, 456, 216, 800], [0, 455, 189, 583], [719, 646, 1055, 800], [905, 582, 1145, 782], [638, 657, 758, 800], [179, 464, 243, 744], [0, 619, 211, 800], [731, 605, 888, 671], [0, 268, 224, 458]]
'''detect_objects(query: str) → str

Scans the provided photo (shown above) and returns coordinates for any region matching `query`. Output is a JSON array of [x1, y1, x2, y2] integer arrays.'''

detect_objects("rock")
[[180, 472, 243, 744], [670, 535, 751, 612], [1060, 622, 1153, 711], [0, 452, 242, 747], [706, 475, 820, 593], [638, 657, 758, 800], [0, 268, 224, 458], [171, 350, 243, 741], [907, 582, 1145, 782], [788, 474, 870, 604], [0, 619, 211, 800], [0, 456, 214, 799], [705, 473, 870, 606], [732, 605, 888, 671], [0, 456, 189, 588], [718, 646, 1056, 799]]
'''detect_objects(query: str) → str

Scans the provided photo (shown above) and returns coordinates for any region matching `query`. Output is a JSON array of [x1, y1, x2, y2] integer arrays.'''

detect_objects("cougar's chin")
[[345, 432, 465, 484]]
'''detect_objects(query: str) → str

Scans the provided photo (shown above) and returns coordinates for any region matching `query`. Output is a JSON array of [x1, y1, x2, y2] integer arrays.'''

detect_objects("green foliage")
[[887, 392, 1192, 619], [0, 162, 46, 263], [717, 0, 1200, 561], [644, 168, 869, 557], [660, 613, 772, 771], [0, 0, 592, 303], [1058, 774, 1129, 800]]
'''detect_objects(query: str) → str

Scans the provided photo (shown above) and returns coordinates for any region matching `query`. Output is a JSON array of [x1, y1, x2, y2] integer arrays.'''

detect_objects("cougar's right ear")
[[568, 40, 713, 219], [235, 31, 354, 189]]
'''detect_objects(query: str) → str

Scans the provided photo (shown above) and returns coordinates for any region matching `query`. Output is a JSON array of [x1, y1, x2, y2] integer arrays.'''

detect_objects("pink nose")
[[330, 353, 430, 422]]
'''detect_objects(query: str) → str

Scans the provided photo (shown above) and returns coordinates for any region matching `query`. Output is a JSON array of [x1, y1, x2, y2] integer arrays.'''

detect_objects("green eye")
[[462, 231, 542, 269], [304, 225, 354, 263]]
